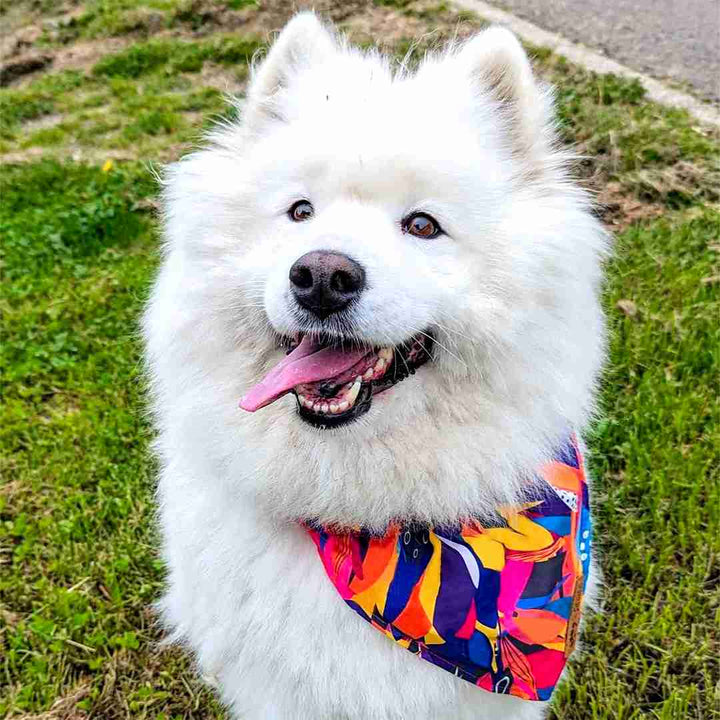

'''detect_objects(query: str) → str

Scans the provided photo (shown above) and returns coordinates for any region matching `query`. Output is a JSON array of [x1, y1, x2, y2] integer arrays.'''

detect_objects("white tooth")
[[307, 400, 316, 411], [329, 403, 339, 414], [321, 403, 329, 414], [374, 358, 386, 373], [379, 347, 393, 361], [363, 367, 374, 379], [297, 394, 306, 404], [346, 378, 362, 406], [338, 400, 349, 412]]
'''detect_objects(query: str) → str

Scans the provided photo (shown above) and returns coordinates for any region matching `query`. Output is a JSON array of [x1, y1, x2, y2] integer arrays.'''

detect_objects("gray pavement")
[[483, 0, 720, 103]]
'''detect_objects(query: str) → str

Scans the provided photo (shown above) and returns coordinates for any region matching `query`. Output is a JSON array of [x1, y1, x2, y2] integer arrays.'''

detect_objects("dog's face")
[[146, 14, 606, 529], [241, 70, 515, 429]]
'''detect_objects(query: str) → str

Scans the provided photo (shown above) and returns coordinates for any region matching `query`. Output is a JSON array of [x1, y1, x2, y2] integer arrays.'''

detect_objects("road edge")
[[453, 0, 720, 129]]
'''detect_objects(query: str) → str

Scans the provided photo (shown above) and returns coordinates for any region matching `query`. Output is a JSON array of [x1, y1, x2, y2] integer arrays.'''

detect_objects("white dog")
[[144, 12, 606, 719]]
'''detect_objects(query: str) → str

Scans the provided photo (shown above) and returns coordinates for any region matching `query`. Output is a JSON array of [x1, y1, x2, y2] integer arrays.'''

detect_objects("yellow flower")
[[101, 159, 114, 173]]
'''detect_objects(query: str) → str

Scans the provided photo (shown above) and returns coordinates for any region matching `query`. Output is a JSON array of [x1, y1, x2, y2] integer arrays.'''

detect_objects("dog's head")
[[145, 14, 606, 529]]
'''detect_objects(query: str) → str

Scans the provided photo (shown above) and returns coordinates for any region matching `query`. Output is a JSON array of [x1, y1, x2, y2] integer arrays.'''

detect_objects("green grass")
[[535, 56, 720, 207], [0, 161, 225, 717], [550, 208, 720, 719], [31, 2, 264, 47], [0, 48, 237, 157], [2, 1, 719, 718], [91, 36, 261, 79]]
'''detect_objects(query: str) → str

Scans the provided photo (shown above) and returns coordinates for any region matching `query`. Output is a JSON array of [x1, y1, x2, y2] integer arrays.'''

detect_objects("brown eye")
[[288, 200, 314, 222], [403, 212, 441, 239]]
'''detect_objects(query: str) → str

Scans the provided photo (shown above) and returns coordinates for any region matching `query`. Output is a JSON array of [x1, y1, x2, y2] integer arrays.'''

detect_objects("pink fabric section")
[[526, 648, 566, 689], [497, 558, 534, 638]]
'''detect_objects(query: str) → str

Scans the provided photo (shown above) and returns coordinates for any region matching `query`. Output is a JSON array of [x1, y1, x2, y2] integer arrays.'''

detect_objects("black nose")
[[289, 251, 366, 319]]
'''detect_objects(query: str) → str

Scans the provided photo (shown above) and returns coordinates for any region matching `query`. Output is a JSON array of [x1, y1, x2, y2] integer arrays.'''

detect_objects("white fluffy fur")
[[144, 13, 606, 719]]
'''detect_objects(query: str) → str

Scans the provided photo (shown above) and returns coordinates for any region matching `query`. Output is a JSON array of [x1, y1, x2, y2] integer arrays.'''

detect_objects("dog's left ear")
[[243, 12, 338, 135], [457, 27, 552, 165]]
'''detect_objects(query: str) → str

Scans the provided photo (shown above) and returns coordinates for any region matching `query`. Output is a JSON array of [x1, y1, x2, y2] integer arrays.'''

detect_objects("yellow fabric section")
[[418, 532, 445, 645], [543, 641, 566, 651], [482, 512, 554, 551], [462, 533, 506, 571]]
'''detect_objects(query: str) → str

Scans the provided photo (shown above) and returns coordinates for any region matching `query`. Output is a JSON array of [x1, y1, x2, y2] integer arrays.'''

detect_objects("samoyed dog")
[[144, 12, 606, 720]]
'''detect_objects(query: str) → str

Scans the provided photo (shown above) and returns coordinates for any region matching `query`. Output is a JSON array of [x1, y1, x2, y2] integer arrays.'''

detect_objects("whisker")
[[415, 328, 467, 368]]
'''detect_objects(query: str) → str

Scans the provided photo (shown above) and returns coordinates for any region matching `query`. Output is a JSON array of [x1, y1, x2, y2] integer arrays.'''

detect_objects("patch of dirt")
[[616, 299, 639, 318], [626, 160, 720, 206], [0, 479, 23, 498], [342, 0, 481, 48], [0, 147, 49, 164], [596, 181, 665, 232], [343, 5, 438, 48], [0, 5, 84, 61], [49, 37, 129, 75], [0, 16, 42, 60], [0, 52, 53, 86], [7, 36, 133, 89], [197, 62, 246, 95], [1, 606, 21, 627], [193, 0, 375, 38], [24, 113, 64, 133], [268, 0, 373, 25]]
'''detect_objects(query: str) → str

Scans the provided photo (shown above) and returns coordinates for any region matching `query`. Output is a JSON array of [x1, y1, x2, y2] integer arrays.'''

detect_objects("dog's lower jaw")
[[157, 465, 550, 720]]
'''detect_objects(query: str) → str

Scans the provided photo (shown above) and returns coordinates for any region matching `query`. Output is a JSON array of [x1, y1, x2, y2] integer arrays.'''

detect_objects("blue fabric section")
[[543, 596, 574, 620], [538, 686, 554, 701], [578, 486, 593, 590], [468, 632, 493, 667], [535, 515, 572, 536], [384, 534, 432, 622], [474, 570, 501, 628], [346, 599, 370, 623], [555, 441, 579, 468], [516, 592, 554, 610], [432, 534, 478, 638], [535, 491, 572, 518]]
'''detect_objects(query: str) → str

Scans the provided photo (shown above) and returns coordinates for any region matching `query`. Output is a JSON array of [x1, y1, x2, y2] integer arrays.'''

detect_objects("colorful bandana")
[[306, 438, 592, 701]]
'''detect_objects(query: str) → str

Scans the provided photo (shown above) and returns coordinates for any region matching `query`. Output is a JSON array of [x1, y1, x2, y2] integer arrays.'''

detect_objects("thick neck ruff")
[[306, 438, 592, 702]]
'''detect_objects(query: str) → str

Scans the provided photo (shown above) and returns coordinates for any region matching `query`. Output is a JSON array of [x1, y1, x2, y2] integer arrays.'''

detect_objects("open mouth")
[[240, 332, 433, 429]]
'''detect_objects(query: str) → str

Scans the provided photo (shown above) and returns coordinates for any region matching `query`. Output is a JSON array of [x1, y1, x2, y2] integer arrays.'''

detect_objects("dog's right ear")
[[243, 12, 337, 135]]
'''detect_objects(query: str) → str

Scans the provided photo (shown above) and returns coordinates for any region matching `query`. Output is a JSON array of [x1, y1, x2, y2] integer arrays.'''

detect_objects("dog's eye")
[[288, 200, 314, 222], [403, 213, 441, 239]]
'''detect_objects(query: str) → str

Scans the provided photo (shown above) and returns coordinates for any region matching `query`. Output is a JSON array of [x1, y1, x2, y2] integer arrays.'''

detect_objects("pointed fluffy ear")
[[243, 12, 337, 134], [457, 27, 552, 163]]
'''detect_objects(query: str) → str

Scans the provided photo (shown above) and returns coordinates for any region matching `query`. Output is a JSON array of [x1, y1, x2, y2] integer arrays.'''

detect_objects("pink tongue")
[[240, 335, 368, 412]]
